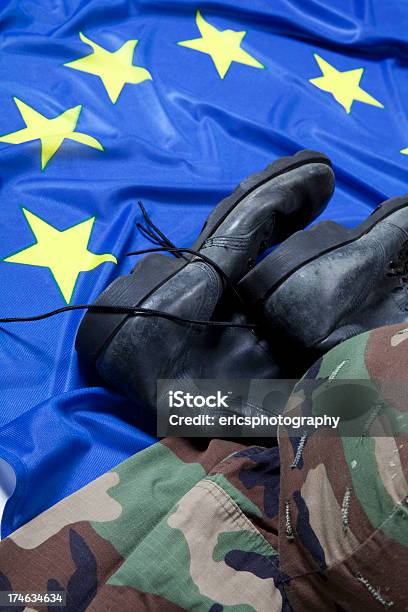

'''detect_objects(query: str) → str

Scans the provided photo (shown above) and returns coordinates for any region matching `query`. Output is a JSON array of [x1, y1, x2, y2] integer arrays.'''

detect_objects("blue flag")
[[0, 0, 406, 535]]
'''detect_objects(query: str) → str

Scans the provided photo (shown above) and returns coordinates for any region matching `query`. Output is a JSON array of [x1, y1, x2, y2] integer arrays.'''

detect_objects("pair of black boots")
[[75, 150, 408, 416]]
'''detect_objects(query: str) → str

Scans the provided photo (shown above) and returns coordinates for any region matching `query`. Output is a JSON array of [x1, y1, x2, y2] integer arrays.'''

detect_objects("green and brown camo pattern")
[[0, 323, 407, 611]]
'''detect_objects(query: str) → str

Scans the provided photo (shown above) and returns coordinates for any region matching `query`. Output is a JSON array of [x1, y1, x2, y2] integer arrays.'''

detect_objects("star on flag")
[[178, 10, 264, 79], [309, 53, 384, 114], [65, 32, 152, 103], [3, 209, 117, 303], [0, 98, 103, 170]]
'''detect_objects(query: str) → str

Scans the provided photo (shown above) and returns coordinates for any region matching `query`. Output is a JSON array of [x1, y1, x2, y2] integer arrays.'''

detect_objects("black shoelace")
[[136, 202, 183, 257], [0, 203, 258, 330]]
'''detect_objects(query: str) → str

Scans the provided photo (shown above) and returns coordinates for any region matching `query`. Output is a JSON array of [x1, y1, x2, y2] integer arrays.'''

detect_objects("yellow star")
[[0, 98, 103, 170], [65, 32, 152, 103], [3, 209, 117, 303], [178, 10, 264, 79], [309, 53, 384, 114], [401, 147, 408, 155]]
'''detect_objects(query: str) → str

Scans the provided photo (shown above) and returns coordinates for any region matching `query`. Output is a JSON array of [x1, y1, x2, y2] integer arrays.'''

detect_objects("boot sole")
[[76, 150, 332, 366], [192, 149, 332, 250], [239, 194, 408, 306]]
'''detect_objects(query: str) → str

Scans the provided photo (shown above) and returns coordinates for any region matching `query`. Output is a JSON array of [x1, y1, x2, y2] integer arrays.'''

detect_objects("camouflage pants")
[[0, 323, 407, 611]]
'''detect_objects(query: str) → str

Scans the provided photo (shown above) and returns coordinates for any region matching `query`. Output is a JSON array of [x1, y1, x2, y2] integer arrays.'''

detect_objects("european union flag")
[[0, 0, 406, 536]]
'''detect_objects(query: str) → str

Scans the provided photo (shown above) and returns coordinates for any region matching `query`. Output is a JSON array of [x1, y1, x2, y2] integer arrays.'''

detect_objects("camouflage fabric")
[[0, 323, 407, 611]]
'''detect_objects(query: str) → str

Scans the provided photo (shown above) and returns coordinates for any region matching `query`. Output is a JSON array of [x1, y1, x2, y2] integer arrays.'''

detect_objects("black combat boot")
[[75, 151, 334, 417], [239, 195, 408, 358]]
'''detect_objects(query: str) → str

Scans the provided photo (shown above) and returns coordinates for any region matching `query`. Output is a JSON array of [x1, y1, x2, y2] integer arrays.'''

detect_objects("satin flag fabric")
[[0, 0, 406, 536]]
